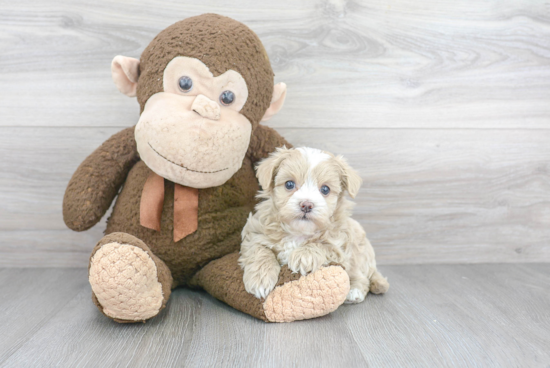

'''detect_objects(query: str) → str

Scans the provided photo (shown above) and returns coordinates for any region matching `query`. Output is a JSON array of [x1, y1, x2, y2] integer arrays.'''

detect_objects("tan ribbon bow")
[[140, 171, 198, 242]]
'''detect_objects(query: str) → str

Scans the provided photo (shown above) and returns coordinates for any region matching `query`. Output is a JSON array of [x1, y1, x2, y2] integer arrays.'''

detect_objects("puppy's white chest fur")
[[277, 235, 310, 265]]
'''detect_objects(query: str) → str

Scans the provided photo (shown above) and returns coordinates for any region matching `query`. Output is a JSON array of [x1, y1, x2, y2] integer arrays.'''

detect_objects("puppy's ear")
[[335, 155, 362, 198], [256, 146, 292, 191]]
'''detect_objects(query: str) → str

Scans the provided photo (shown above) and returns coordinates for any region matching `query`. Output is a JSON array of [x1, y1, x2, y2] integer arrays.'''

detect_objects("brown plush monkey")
[[63, 14, 350, 323]]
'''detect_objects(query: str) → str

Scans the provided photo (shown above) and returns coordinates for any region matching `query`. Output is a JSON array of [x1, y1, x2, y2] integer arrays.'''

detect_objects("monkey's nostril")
[[300, 201, 314, 213]]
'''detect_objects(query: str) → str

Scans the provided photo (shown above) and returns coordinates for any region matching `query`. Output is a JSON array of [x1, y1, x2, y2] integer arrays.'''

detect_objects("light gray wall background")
[[1, 0, 549, 267]]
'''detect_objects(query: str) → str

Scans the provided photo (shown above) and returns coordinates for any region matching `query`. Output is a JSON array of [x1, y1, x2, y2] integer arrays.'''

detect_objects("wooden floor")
[[0, 264, 548, 367]]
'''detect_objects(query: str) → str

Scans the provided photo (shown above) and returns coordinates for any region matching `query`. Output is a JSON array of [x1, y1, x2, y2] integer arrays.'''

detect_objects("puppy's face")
[[257, 147, 362, 233]]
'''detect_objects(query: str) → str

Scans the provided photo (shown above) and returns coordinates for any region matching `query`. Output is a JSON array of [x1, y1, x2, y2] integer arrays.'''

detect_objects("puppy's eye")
[[178, 76, 193, 92], [285, 181, 295, 190], [320, 185, 330, 196], [220, 90, 235, 106]]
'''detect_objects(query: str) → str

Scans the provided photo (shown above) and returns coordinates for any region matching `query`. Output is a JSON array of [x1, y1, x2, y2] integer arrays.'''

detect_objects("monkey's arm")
[[63, 126, 139, 231], [247, 124, 292, 165]]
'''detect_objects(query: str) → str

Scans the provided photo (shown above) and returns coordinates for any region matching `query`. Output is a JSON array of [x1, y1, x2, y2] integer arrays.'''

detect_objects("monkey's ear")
[[261, 83, 287, 122], [256, 146, 292, 191], [335, 155, 363, 198], [111, 56, 140, 97]]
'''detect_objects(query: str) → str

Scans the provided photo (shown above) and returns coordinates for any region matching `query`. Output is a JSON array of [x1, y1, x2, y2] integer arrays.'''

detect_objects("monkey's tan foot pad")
[[263, 265, 350, 322], [89, 242, 165, 322]]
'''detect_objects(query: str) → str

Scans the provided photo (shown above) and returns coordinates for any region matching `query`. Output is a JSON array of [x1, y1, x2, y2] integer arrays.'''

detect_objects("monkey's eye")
[[220, 90, 235, 106], [285, 181, 296, 190], [178, 76, 193, 92], [320, 185, 330, 196]]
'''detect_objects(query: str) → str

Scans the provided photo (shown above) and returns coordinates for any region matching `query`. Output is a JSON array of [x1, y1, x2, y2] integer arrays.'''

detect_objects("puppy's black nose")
[[300, 201, 314, 213]]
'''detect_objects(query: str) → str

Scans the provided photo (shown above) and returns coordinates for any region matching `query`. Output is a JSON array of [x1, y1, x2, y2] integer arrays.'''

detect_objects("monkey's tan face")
[[135, 57, 251, 188]]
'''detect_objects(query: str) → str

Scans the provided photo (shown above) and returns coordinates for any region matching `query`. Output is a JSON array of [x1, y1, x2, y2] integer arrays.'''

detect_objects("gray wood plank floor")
[[0, 264, 548, 367]]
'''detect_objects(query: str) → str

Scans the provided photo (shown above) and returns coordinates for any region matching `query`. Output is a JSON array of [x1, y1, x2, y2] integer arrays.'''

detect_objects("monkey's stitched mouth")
[[148, 142, 228, 174]]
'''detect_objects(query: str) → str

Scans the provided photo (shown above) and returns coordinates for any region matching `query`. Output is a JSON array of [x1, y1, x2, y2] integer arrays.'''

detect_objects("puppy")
[[239, 146, 389, 304]]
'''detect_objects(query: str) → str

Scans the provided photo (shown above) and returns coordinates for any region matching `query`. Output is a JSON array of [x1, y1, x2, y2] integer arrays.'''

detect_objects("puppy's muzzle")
[[300, 201, 314, 214]]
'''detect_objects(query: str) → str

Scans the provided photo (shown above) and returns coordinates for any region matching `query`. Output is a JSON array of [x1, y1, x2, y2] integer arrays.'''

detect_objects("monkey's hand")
[[63, 126, 139, 231]]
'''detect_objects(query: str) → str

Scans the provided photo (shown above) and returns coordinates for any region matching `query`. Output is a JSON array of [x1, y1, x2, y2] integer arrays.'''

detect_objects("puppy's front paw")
[[243, 262, 281, 300], [288, 247, 327, 276]]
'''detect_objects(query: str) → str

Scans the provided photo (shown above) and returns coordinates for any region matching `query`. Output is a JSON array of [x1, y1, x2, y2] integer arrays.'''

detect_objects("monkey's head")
[[111, 14, 286, 188]]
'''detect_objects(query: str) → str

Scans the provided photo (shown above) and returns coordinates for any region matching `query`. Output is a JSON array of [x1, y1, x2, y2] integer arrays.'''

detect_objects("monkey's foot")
[[263, 265, 350, 322], [191, 253, 349, 323], [89, 232, 172, 323]]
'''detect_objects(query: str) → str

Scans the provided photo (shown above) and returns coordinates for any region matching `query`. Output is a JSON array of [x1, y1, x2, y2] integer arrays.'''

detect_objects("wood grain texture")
[[1, 0, 549, 266], [1, 0, 550, 128], [0, 264, 548, 367], [1, 127, 549, 267], [0, 268, 88, 363]]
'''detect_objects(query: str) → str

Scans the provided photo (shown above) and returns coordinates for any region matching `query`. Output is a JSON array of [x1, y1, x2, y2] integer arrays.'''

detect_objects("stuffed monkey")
[[63, 14, 350, 323]]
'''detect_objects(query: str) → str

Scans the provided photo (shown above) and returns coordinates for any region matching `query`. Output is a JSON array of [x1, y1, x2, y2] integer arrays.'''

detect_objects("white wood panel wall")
[[1, 0, 549, 266]]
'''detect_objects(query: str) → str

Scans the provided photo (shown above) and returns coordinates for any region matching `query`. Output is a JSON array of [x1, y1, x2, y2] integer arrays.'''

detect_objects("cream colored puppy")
[[239, 146, 389, 303]]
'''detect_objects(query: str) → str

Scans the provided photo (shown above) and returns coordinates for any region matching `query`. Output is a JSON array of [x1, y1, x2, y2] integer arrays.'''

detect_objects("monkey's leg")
[[189, 253, 350, 322], [88, 232, 173, 323]]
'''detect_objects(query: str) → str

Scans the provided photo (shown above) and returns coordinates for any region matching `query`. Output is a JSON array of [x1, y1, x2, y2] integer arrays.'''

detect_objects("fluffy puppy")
[[239, 146, 389, 303]]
